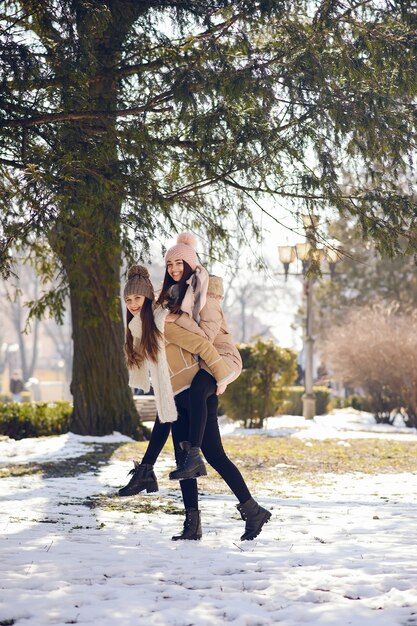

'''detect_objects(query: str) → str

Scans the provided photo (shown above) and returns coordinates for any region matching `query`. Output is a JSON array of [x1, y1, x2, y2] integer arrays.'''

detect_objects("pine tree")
[[1, 1, 417, 434]]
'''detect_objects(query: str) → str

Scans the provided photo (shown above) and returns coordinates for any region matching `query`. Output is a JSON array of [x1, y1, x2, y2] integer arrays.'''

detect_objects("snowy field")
[[1, 410, 417, 626]]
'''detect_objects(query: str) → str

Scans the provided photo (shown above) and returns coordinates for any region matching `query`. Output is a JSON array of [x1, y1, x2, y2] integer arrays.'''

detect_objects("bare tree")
[[42, 313, 73, 385], [323, 304, 417, 427], [0, 264, 40, 382]]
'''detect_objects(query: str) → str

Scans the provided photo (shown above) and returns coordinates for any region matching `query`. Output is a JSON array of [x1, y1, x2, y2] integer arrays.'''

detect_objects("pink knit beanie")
[[164, 232, 199, 271]]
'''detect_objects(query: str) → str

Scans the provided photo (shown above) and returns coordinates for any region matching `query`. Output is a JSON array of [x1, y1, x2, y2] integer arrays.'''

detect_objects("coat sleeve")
[[174, 296, 223, 343], [164, 323, 234, 385]]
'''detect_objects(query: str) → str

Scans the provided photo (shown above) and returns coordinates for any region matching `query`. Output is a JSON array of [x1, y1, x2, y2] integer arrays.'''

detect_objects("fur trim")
[[153, 305, 168, 331], [207, 275, 224, 299]]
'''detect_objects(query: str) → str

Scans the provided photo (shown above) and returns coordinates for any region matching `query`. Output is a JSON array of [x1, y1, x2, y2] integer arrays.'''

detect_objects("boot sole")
[[118, 480, 159, 497], [171, 535, 202, 541], [241, 511, 272, 541], [169, 467, 207, 481]]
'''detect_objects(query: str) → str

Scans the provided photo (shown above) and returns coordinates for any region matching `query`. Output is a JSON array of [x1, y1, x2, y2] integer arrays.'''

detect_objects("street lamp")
[[278, 217, 341, 419], [278, 245, 296, 280]]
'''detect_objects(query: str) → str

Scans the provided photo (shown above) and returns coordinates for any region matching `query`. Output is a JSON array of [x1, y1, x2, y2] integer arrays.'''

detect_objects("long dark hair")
[[125, 297, 161, 367], [157, 260, 194, 313]]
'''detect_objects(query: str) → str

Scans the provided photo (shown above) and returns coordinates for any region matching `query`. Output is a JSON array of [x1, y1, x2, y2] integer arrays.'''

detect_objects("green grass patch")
[[83, 493, 183, 516], [111, 435, 417, 493], [2, 435, 417, 511]]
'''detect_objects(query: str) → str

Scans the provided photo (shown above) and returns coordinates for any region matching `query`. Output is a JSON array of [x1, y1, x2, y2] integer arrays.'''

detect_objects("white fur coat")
[[128, 307, 178, 423]]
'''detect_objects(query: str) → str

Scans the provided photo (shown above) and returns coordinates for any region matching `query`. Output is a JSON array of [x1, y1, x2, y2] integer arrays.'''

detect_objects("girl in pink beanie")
[[160, 232, 210, 322]]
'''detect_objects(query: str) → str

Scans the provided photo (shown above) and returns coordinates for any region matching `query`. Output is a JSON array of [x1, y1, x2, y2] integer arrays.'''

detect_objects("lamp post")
[[278, 216, 341, 419]]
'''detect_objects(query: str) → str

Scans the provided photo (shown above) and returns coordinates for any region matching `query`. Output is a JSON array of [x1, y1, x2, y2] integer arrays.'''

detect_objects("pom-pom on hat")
[[164, 232, 199, 271], [124, 265, 154, 301]]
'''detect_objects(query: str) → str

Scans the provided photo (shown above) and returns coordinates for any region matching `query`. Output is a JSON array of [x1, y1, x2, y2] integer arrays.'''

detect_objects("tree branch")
[[0, 157, 26, 169], [0, 90, 174, 128], [223, 175, 356, 201]]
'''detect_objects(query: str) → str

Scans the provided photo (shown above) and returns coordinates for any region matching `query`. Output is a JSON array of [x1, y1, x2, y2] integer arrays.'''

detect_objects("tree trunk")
[[59, 141, 147, 439], [12, 292, 37, 382], [28, 279, 40, 379], [50, 3, 148, 438], [59, 205, 146, 438], [69, 278, 141, 437]]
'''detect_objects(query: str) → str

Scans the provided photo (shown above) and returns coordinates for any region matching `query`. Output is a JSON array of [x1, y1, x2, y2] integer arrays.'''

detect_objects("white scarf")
[[128, 307, 177, 423]]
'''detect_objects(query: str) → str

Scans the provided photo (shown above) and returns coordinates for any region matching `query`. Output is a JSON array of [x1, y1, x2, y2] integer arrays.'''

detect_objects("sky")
[[1, 409, 417, 626]]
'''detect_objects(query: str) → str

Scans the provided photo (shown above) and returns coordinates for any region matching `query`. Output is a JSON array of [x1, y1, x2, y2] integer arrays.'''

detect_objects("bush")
[[332, 395, 375, 413], [221, 338, 297, 428], [323, 304, 417, 427], [283, 386, 331, 416], [0, 401, 72, 439]]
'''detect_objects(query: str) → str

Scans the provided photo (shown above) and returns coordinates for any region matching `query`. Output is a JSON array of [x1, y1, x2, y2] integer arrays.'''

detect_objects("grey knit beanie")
[[124, 265, 154, 301]]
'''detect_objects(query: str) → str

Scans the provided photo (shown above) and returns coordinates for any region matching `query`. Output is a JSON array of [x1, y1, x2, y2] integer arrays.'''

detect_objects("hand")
[[165, 313, 180, 323], [216, 383, 227, 396]]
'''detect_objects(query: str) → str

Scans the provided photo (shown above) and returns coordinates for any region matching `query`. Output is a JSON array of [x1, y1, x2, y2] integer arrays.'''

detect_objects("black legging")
[[141, 418, 171, 466], [172, 389, 251, 509], [188, 369, 216, 447], [141, 369, 220, 464]]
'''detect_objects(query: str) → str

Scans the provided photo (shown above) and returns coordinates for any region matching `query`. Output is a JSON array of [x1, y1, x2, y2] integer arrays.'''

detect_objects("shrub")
[[283, 386, 331, 416], [332, 395, 375, 413], [323, 304, 417, 427], [221, 338, 297, 428], [0, 401, 72, 439]]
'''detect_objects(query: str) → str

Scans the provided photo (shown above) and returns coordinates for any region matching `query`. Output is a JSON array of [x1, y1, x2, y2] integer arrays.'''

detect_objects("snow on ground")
[[221, 408, 417, 441], [1, 410, 417, 626]]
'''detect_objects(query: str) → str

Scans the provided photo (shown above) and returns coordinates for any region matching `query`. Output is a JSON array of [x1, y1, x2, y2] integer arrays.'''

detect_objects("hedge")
[[283, 386, 331, 416], [0, 401, 72, 440], [332, 394, 375, 412]]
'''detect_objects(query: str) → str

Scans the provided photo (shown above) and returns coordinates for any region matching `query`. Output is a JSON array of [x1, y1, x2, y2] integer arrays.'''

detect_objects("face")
[[125, 294, 146, 316], [166, 258, 184, 282]]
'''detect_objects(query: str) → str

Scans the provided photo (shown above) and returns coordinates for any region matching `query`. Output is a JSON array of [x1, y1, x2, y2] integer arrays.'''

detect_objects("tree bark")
[[69, 282, 140, 437], [59, 190, 146, 438]]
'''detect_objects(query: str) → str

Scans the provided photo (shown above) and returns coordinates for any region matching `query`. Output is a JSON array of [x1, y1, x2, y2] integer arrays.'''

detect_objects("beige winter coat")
[[174, 275, 242, 383], [128, 305, 234, 422], [163, 315, 234, 394]]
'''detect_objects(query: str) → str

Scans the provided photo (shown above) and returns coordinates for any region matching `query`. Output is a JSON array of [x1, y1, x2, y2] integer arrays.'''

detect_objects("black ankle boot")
[[237, 497, 271, 541], [171, 508, 202, 541], [118, 462, 158, 497], [169, 441, 207, 480]]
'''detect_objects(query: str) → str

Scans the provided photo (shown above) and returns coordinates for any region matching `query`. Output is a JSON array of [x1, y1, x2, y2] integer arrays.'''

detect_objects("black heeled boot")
[[237, 497, 271, 541], [118, 462, 158, 497], [171, 508, 202, 541], [169, 441, 207, 480]]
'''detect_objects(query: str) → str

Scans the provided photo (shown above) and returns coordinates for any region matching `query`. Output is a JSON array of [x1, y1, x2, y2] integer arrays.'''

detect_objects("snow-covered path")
[[1, 413, 417, 626]]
